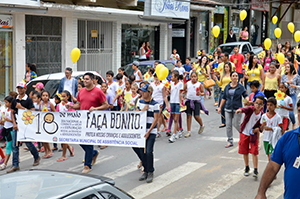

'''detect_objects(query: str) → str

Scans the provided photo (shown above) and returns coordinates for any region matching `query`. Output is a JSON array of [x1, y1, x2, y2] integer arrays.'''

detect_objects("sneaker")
[[244, 166, 250, 177], [6, 166, 20, 173], [33, 157, 40, 166], [184, 132, 191, 138], [169, 134, 176, 143], [146, 172, 154, 183], [92, 151, 99, 165], [156, 133, 161, 138], [166, 130, 171, 137], [0, 163, 6, 170], [82, 166, 91, 173], [253, 170, 259, 178], [175, 131, 182, 139], [179, 128, 184, 133], [198, 125, 205, 134], [139, 172, 148, 181]]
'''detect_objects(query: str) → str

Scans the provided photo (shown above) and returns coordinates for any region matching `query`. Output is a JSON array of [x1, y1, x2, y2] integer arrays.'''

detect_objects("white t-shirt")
[[34, 102, 40, 111], [174, 67, 186, 75], [260, 113, 282, 142], [242, 111, 262, 136], [170, 81, 183, 104], [276, 96, 293, 118], [117, 82, 126, 92], [64, 78, 74, 95], [186, 81, 202, 101], [134, 70, 142, 87], [107, 81, 118, 106], [170, 53, 180, 62], [151, 82, 165, 105], [4, 109, 13, 129]]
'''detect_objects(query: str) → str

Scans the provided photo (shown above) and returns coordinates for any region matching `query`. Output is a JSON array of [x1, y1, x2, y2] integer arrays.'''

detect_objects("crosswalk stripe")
[[201, 136, 239, 142], [105, 159, 159, 179], [67, 155, 115, 172], [128, 162, 206, 199], [185, 168, 244, 199], [220, 156, 269, 163], [266, 180, 284, 199]]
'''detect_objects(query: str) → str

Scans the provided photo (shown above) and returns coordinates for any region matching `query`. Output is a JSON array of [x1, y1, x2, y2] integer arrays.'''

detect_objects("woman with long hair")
[[25, 63, 37, 83], [139, 42, 146, 61], [262, 49, 274, 72], [217, 71, 249, 147], [239, 27, 249, 41], [244, 54, 265, 93], [195, 55, 210, 104], [281, 63, 300, 129], [213, 62, 232, 128], [262, 62, 281, 99]]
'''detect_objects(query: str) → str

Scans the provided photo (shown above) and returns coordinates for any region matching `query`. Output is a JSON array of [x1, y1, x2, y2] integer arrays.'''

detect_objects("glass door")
[[0, 31, 12, 97]]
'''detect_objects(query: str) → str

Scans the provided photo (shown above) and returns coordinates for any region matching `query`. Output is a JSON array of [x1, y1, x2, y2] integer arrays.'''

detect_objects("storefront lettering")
[[0, 19, 9, 26], [156, 0, 189, 14]]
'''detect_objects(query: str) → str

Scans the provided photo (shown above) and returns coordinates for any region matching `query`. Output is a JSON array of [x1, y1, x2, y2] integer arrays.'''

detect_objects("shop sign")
[[214, 6, 225, 14], [0, 15, 13, 29], [172, 29, 185, 37], [91, 30, 98, 38], [0, 0, 40, 6], [251, 0, 269, 12], [144, 0, 190, 19]]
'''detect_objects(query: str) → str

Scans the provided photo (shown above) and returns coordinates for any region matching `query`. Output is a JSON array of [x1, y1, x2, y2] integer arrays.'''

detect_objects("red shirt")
[[230, 53, 245, 73], [77, 87, 106, 110]]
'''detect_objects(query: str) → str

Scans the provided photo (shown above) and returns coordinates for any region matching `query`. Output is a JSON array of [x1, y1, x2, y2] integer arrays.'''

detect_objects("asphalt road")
[[0, 98, 285, 199]]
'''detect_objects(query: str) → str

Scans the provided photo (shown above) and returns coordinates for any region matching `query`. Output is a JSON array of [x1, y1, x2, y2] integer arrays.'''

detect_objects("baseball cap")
[[16, 82, 27, 89], [140, 84, 153, 92], [32, 82, 44, 90], [133, 61, 139, 67]]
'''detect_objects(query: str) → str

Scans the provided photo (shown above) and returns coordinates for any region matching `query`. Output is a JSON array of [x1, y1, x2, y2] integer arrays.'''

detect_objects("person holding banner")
[[7, 82, 40, 173], [66, 72, 109, 174], [134, 84, 159, 183]]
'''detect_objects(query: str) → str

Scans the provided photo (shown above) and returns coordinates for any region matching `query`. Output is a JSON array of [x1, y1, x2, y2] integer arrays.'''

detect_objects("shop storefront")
[[25, 15, 62, 76], [121, 24, 157, 66], [0, 14, 13, 97], [251, 0, 269, 45]]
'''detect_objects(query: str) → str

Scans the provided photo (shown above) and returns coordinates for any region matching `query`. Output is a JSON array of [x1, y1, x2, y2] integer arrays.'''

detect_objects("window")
[[242, 44, 249, 53], [82, 194, 99, 199], [99, 192, 120, 199]]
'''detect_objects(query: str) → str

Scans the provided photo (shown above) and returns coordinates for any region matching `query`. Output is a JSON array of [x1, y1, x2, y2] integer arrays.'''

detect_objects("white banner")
[[17, 110, 147, 148]]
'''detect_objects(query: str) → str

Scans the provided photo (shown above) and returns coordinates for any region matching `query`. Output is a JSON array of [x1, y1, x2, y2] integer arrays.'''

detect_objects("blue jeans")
[[80, 145, 98, 169], [219, 91, 226, 125], [12, 130, 39, 167], [170, 103, 180, 114], [133, 133, 156, 173], [289, 94, 297, 124]]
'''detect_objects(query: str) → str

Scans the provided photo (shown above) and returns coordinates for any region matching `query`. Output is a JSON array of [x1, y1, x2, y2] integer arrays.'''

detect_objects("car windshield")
[[164, 62, 174, 71], [220, 46, 235, 55], [44, 80, 61, 98], [124, 64, 153, 76]]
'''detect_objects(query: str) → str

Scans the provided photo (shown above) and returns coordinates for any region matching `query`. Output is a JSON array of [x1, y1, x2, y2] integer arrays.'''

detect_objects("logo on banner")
[[53, 137, 58, 142], [43, 113, 59, 134]]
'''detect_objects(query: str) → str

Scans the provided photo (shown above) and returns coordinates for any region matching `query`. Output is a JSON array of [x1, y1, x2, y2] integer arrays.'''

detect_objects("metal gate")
[[25, 15, 62, 76], [77, 20, 113, 77]]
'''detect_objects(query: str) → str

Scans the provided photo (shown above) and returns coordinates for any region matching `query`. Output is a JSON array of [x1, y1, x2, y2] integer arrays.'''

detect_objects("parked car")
[[26, 71, 105, 98], [0, 170, 134, 199], [123, 60, 175, 81], [217, 42, 263, 57]]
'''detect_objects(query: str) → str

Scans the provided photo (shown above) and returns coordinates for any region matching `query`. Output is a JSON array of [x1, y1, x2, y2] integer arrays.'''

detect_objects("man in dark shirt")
[[226, 29, 237, 43], [7, 82, 40, 173]]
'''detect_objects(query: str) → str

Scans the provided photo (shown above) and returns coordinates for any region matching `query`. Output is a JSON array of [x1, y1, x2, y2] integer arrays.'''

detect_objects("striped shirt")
[[137, 98, 160, 135]]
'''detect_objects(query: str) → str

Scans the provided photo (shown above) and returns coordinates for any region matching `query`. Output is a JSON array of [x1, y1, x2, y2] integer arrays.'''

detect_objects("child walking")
[[56, 90, 75, 162], [32, 91, 43, 152], [106, 71, 118, 111], [168, 71, 184, 143], [118, 67, 128, 83], [275, 83, 293, 131], [0, 96, 14, 170], [126, 83, 140, 111], [40, 91, 56, 159], [235, 95, 265, 178], [260, 97, 284, 163], [183, 72, 205, 137]]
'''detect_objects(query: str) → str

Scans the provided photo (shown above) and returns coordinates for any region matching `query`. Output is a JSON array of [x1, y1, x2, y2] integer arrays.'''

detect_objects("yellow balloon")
[[71, 48, 81, 63], [240, 10, 247, 21], [294, 30, 300, 42], [288, 22, 295, 33], [274, 28, 282, 39], [272, 16, 278, 24], [155, 64, 164, 74], [212, 25, 220, 38], [277, 53, 285, 64], [264, 38, 272, 50], [157, 67, 169, 81]]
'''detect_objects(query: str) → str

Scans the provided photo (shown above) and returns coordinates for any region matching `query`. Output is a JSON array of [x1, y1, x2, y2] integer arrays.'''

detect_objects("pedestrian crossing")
[[0, 136, 285, 199]]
